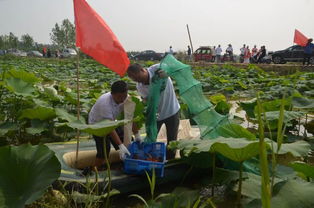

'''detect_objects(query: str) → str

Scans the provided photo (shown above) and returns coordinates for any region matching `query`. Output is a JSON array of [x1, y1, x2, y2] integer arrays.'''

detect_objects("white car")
[[60, 48, 77, 58], [27, 51, 43, 57]]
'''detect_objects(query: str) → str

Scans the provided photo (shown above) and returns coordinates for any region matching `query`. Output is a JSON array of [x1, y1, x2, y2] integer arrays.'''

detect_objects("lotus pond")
[[0, 55, 314, 208]]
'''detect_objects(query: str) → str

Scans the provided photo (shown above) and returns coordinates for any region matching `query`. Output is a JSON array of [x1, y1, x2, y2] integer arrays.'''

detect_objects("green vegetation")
[[0, 56, 314, 207]]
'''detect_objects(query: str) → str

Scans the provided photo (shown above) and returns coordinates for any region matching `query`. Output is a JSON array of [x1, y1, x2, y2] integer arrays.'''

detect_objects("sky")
[[1, 0, 314, 54]]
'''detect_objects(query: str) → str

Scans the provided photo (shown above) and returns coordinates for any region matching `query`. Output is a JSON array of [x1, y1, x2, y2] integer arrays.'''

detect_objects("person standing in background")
[[211, 46, 216, 62], [243, 45, 251, 64], [251, 45, 258, 58], [215, 45, 222, 63], [168, 46, 174, 55], [226, 44, 233, 62], [187, 45, 192, 61]]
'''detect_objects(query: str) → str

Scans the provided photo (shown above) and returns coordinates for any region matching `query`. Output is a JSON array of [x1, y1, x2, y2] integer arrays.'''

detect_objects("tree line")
[[0, 19, 75, 51]]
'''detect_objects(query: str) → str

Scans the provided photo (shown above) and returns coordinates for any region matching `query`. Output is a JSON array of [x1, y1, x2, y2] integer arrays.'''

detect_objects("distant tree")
[[50, 19, 75, 49], [8, 32, 18, 49], [0, 36, 4, 49], [20, 34, 34, 50]]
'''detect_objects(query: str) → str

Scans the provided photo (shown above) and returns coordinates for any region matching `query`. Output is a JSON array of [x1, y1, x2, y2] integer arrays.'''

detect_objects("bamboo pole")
[[186, 24, 194, 54], [75, 48, 81, 168]]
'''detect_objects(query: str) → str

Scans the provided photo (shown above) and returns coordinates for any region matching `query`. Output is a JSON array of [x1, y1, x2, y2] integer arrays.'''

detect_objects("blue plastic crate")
[[124, 142, 166, 177]]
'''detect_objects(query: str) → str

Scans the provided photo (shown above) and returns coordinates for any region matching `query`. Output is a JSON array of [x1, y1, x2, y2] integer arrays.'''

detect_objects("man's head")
[[127, 63, 149, 84], [111, 80, 128, 104]]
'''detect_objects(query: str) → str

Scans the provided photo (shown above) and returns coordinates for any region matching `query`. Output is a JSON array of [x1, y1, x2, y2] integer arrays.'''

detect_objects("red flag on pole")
[[73, 0, 129, 77], [294, 29, 308, 47]]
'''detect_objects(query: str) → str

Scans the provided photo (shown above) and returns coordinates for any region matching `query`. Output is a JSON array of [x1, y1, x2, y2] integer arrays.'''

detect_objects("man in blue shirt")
[[303, 38, 314, 66]]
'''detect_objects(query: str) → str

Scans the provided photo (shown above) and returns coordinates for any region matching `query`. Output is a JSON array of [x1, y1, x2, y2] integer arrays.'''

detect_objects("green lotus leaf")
[[0, 122, 18, 136], [238, 98, 257, 119], [209, 93, 227, 104], [5, 69, 41, 84], [266, 139, 311, 157], [290, 162, 314, 179], [0, 144, 61, 208], [216, 123, 256, 140], [292, 97, 314, 109], [169, 139, 215, 156], [20, 106, 56, 120], [264, 111, 304, 122], [55, 108, 79, 123], [271, 180, 314, 208], [210, 137, 262, 162], [4, 77, 36, 97], [67, 119, 130, 137], [26, 120, 47, 135]]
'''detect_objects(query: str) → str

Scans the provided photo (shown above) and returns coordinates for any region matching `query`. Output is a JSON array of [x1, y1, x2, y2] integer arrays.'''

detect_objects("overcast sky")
[[1, 0, 313, 53]]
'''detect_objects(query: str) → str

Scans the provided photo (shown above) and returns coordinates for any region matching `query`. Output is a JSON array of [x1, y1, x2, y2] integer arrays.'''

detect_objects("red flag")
[[294, 29, 308, 47], [73, 0, 129, 76]]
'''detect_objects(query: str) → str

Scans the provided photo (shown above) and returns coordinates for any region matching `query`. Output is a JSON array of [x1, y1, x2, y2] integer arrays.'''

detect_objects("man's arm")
[[109, 129, 122, 145]]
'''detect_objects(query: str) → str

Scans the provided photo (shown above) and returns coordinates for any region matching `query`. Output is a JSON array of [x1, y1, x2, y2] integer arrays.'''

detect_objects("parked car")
[[27, 50, 43, 57], [0, 50, 5, 55], [7, 49, 27, 57], [193, 46, 213, 62], [132, 50, 163, 61], [60, 48, 77, 58], [271, 45, 314, 64]]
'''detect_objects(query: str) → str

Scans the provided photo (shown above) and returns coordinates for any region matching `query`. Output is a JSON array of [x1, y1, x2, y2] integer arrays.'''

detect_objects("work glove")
[[134, 133, 143, 143], [118, 144, 131, 160], [156, 68, 168, 78]]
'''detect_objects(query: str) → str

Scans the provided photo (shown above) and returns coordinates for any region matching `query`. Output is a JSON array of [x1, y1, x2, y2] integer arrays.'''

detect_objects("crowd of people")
[[185, 44, 269, 64]]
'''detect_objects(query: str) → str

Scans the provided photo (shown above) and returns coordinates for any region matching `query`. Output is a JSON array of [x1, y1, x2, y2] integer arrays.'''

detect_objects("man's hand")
[[156, 68, 168, 78], [134, 133, 143, 143], [118, 144, 131, 160]]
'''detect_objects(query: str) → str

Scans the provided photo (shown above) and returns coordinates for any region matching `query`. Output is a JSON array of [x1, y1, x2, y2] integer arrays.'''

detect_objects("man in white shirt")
[[215, 45, 222, 63], [168, 46, 174, 54], [89, 80, 140, 168], [226, 44, 234, 61], [240, 44, 246, 63], [127, 63, 180, 159]]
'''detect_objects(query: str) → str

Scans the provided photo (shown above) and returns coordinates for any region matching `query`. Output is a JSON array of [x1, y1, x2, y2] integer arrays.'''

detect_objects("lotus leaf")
[[20, 106, 56, 120], [0, 144, 61, 208], [0, 122, 18, 136], [210, 137, 263, 162], [5, 69, 41, 84], [238, 98, 257, 119], [290, 162, 314, 179], [26, 119, 47, 135], [55, 108, 79, 123], [67, 119, 130, 137], [292, 97, 314, 109], [4, 77, 36, 97], [271, 180, 314, 208], [216, 123, 256, 140], [266, 139, 311, 157]]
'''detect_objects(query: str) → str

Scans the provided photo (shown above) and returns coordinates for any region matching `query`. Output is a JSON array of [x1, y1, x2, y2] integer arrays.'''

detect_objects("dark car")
[[193, 46, 213, 62], [132, 50, 163, 61], [271, 45, 314, 64]]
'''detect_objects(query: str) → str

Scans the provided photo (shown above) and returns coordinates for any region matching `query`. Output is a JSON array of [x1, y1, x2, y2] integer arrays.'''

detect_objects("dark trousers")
[[94, 127, 124, 159], [157, 111, 180, 159], [303, 53, 312, 65]]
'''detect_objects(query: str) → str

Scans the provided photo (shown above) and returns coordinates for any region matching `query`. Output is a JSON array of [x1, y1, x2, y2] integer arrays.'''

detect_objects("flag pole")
[[186, 24, 194, 54], [75, 47, 81, 169]]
